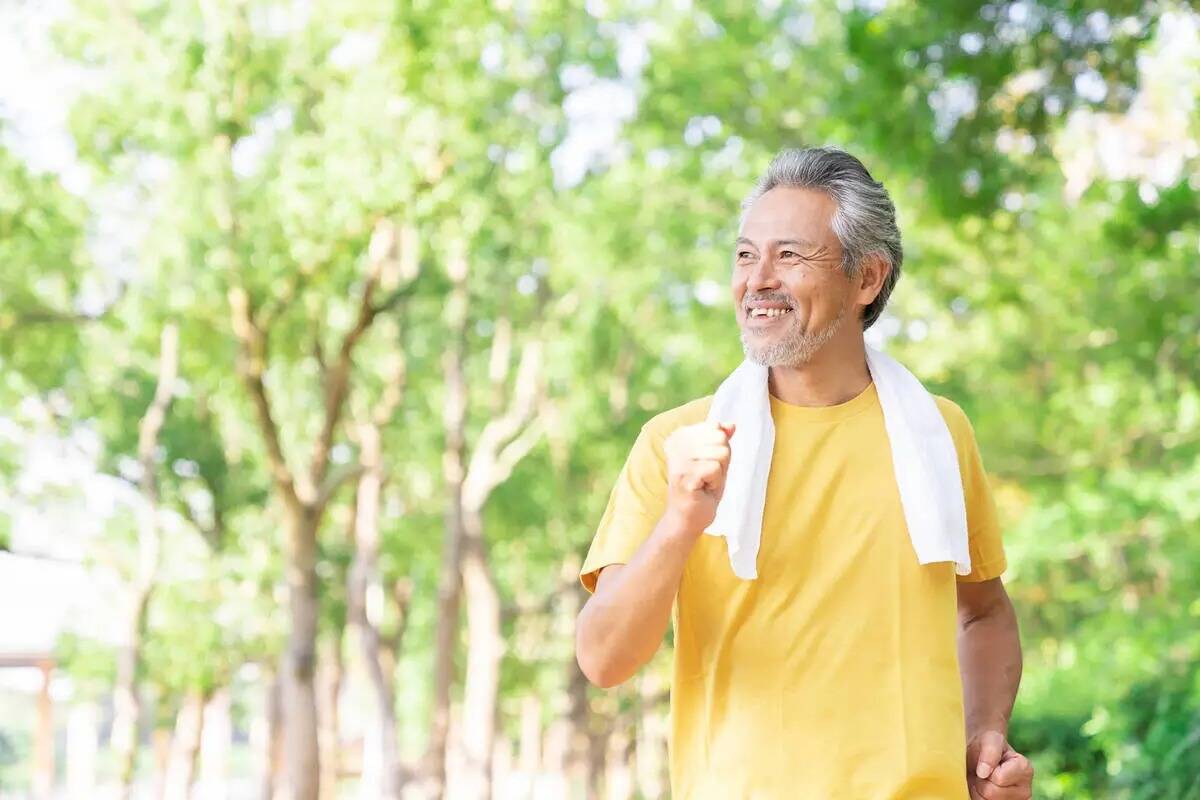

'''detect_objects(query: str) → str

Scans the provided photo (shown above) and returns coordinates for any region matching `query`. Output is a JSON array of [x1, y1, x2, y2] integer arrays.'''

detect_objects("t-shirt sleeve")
[[939, 399, 1007, 583], [580, 423, 670, 593]]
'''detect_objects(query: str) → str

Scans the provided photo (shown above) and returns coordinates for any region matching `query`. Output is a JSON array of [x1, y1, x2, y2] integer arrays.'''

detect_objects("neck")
[[767, 332, 871, 407]]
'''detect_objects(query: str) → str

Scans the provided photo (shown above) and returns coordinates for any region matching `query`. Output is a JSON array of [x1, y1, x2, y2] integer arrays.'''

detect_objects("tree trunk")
[[604, 721, 634, 800], [112, 589, 151, 796], [564, 583, 605, 800], [224, 157, 400, 800], [152, 725, 173, 799], [586, 705, 607, 797], [515, 696, 541, 799], [199, 689, 232, 799], [426, 253, 470, 797], [67, 701, 99, 799], [317, 633, 343, 800], [284, 506, 322, 800], [163, 690, 207, 800], [113, 324, 179, 797], [349, 421, 402, 800], [635, 671, 668, 800], [456, 513, 503, 800], [258, 670, 284, 800], [490, 737, 511, 798], [541, 717, 571, 800], [377, 577, 410, 689]]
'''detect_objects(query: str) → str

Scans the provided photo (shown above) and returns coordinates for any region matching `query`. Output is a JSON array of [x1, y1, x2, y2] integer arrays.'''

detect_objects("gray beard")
[[740, 302, 847, 367]]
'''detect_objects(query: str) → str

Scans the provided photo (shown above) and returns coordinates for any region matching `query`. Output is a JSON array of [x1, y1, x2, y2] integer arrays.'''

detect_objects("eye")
[[736, 250, 755, 260], [780, 250, 799, 259]]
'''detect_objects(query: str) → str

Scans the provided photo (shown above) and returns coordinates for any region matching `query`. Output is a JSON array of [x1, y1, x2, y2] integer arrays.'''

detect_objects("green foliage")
[[0, 0, 1195, 794], [58, 631, 119, 700], [0, 142, 95, 398]]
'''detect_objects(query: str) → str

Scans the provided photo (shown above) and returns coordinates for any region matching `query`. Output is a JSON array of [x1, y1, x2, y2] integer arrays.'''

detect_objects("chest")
[[680, 416, 942, 604]]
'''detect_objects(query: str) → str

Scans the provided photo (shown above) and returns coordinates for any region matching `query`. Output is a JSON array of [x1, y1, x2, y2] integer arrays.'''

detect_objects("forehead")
[[738, 186, 839, 246]]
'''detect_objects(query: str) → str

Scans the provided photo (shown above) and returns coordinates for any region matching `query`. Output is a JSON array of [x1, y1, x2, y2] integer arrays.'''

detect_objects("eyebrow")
[[734, 237, 824, 250]]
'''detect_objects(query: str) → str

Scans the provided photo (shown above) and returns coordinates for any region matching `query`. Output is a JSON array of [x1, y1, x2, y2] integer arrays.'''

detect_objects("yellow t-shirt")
[[581, 381, 1006, 799]]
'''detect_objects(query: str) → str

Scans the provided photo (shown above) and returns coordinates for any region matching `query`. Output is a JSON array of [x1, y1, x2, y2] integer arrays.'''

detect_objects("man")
[[575, 147, 1033, 799]]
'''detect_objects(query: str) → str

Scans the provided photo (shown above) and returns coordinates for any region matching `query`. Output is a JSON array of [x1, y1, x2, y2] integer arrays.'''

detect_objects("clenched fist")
[[663, 421, 736, 534], [967, 731, 1033, 800]]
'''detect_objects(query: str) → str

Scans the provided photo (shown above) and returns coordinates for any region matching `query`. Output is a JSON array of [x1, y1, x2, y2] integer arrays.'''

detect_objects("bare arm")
[[957, 577, 1022, 737], [575, 509, 700, 688], [959, 577, 1034, 798], [575, 420, 735, 689]]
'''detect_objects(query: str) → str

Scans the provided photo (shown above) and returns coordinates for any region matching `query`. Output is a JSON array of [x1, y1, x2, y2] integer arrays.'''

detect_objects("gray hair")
[[742, 147, 902, 330]]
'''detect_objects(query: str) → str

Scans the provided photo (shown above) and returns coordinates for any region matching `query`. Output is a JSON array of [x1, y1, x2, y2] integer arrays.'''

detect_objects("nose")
[[746, 253, 781, 294]]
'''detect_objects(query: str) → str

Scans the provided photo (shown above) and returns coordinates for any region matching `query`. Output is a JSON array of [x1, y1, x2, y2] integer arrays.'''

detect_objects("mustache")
[[742, 293, 794, 310]]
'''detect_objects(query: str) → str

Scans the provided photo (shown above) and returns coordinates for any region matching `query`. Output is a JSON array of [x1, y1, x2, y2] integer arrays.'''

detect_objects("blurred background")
[[0, 0, 1197, 798]]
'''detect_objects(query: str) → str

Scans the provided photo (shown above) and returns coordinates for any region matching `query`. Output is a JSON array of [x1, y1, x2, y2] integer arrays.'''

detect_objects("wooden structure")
[[0, 652, 56, 797]]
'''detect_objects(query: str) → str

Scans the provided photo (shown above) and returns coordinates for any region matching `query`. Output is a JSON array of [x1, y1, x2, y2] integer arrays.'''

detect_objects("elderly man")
[[575, 147, 1033, 799]]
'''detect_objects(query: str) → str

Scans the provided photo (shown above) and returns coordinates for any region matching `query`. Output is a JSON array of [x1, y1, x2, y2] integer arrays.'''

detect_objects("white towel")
[[703, 345, 972, 580]]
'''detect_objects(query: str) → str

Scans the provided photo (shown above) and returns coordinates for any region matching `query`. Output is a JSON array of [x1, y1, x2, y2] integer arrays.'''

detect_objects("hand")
[[966, 730, 1033, 800], [663, 421, 735, 534]]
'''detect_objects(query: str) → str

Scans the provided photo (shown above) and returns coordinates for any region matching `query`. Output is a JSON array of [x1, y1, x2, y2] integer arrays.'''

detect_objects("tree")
[[110, 323, 179, 797], [6, 1, 1191, 797]]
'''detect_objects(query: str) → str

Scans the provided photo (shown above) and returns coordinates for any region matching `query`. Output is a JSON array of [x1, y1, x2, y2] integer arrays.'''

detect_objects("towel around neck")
[[702, 346, 972, 580]]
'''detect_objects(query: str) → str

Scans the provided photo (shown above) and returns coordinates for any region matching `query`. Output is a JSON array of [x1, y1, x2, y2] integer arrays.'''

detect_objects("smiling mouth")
[[746, 307, 794, 321]]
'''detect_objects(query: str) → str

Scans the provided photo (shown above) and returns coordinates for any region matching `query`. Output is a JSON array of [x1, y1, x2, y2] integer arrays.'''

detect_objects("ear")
[[853, 253, 891, 311]]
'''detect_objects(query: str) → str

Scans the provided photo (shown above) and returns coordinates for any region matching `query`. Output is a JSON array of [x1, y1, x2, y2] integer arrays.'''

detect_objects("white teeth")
[[749, 307, 790, 318]]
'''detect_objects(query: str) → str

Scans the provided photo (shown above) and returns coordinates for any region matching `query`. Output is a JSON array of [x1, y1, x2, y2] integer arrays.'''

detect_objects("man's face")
[[732, 187, 855, 367]]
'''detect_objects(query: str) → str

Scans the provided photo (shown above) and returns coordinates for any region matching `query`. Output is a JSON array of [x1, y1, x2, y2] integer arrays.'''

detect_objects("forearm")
[[575, 510, 699, 688], [958, 591, 1023, 737]]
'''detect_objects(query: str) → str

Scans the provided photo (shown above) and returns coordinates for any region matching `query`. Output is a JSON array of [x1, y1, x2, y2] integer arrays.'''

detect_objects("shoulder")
[[619, 396, 713, 474], [640, 395, 714, 442], [933, 394, 979, 450]]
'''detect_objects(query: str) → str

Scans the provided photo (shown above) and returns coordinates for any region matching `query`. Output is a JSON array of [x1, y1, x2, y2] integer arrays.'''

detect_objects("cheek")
[[789, 272, 839, 302], [780, 274, 811, 302], [731, 275, 747, 302]]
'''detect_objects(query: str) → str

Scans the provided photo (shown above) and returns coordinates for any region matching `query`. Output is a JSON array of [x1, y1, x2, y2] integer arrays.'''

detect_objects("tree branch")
[[228, 285, 303, 514], [177, 497, 222, 552], [256, 269, 311, 331], [307, 217, 419, 493], [487, 318, 513, 416], [371, 282, 419, 317], [316, 462, 366, 514], [386, 577, 414, 654], [371, 350, 408, 429], [7, 282, 129, 328], [137, 324, 180, 500], [490, 418, 544, 492], [462, 339, 544, 512], [308, 270, 377, 486], [133, 323, 180, 588]]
